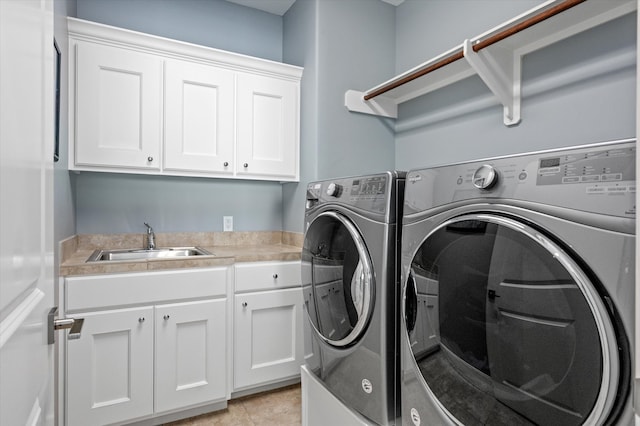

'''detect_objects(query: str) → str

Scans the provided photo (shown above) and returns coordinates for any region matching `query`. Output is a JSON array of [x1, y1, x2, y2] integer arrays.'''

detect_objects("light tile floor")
[[165, 384, 302, 426]]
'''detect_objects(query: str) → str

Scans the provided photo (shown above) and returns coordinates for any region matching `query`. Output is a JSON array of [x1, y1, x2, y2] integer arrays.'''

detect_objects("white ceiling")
[[224, 0, 404, 16], [224, 0, 296, 15]]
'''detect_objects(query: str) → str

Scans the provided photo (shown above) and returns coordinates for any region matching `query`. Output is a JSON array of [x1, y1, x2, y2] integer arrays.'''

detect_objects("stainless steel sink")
[[86, 247, 213, 262]]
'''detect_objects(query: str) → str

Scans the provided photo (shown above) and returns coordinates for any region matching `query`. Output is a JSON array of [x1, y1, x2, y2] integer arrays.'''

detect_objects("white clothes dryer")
[[400, 139, 635, 425]]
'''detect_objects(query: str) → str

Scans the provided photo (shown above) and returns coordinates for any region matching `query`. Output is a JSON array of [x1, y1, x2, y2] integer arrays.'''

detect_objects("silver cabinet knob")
[[223, 161, 229, 167], [243, 163, 248, 168], [138, 317, 145, 323], [273, 273, 278, 279], [163, 315, 170, 320], [147, 156, 153, 162], [242, 302, 248, 308]]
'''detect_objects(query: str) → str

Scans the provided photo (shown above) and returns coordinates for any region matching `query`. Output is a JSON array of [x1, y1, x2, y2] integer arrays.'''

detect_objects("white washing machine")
[[302, 172, 405, 425], [400, 139, 635, 425]]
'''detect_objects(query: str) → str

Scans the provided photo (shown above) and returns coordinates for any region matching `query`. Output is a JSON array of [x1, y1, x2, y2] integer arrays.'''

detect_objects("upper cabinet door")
[[164, 60, 235, 175], [74, 41, 162, 170], [236, 73, 299, 181]]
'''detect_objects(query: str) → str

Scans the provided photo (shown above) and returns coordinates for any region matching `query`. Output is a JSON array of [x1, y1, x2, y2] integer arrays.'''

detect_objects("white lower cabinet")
[[63, 261, 303, 425], [234, 288, 304, 389], [64, 267, 230, 426], [233, 261, 304, 391], [66, 306, 154, 426], [155, 299, 227, 413]]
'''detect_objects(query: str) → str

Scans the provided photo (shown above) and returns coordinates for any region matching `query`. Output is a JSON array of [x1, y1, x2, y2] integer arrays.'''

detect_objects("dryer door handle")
[[488, 289, 500, 300]]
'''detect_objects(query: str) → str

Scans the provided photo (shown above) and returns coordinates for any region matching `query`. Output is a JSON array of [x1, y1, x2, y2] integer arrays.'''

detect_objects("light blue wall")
[[316, 0, 395, 180], [396, 0, 544, 73], [394, 1, 636, 170], [75, 173, 283, 233], [68, 0, 636, 234], [73, 0, 287, 234], [281, 0, 396, 233], [76, 0, 283, 61], [282, 0, 319, 233]]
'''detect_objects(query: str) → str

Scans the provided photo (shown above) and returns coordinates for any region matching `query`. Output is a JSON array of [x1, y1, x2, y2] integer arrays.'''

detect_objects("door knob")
[[163, 315, 170, 320], [242, 302, 248, 308], [48, 307, 84, 344]]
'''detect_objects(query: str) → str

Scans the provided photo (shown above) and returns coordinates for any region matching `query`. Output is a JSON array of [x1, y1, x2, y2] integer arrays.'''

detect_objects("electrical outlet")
[[223, 216, 233, 232]]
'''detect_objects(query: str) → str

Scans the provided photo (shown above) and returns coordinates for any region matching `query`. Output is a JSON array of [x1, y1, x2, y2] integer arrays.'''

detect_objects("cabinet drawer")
[[235, 261, 300, 292], [66, 267, 229, 312]]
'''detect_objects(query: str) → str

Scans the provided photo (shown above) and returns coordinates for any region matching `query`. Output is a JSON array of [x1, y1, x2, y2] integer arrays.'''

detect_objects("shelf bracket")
[[462, 39, 521, 126], [344, 90, 398, 119]]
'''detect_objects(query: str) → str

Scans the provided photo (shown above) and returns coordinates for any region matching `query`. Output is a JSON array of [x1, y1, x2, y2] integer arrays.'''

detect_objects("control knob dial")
[[326, 182, 342, 197], [472, 164, 498, 190]]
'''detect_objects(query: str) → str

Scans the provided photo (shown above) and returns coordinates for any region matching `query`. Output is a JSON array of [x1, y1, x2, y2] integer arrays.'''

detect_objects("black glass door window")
[[302, 212, 374, 347], [405, 215, 618, 425]]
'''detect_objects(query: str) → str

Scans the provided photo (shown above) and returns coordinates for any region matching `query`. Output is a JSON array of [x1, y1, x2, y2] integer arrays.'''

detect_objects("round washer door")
[[302, 211, 374, 347], [404, 214, 622, 426]]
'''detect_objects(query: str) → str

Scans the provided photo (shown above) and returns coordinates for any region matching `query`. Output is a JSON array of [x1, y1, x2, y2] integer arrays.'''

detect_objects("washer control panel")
[[405, 139, 636, 218], [306, 173, 398, 216]]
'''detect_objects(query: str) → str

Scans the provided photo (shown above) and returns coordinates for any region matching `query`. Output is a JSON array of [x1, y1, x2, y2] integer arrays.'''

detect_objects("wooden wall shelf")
[[345, 0, 636, 126]]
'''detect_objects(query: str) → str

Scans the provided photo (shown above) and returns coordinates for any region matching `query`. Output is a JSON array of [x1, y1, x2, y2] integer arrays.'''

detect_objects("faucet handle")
[[143, 222, 156, 250]]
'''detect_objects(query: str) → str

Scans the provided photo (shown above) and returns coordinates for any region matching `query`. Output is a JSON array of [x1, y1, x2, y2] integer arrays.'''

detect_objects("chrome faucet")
[[144, 222, 156, 250]]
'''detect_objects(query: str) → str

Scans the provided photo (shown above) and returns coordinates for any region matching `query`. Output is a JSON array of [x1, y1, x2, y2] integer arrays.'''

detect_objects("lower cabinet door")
[[66, 306, 154, 426], [234, 287, 303, 390], [155, 299, 227, 413]]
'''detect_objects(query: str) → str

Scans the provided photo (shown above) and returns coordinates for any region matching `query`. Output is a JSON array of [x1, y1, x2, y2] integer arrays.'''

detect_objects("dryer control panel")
[[405, 139, 636, 219]]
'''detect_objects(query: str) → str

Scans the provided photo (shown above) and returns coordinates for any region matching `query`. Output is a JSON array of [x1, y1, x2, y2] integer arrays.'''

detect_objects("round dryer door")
[[302, 211, 374, 347], [404, 214, 623, 426]]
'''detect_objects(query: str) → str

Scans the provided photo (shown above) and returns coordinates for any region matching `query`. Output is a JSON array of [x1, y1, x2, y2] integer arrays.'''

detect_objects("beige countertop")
[[60, 231, 303, 277]]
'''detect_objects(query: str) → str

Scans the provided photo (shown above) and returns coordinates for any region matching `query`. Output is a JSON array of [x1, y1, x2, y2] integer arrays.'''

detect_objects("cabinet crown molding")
[[67, 17, 303, 81]]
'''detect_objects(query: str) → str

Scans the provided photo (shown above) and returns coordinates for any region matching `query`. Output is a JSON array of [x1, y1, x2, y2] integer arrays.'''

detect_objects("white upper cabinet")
[[236, 73, 299, 181], [164, 59, 235, 175], [68, 18, 302, 181], [74, 41, 162, 170]]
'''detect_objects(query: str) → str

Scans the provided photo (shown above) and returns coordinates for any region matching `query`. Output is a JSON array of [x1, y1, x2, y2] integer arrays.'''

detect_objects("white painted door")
[[66, 307, 154, 426], [155, 299, 227, 413], [236, 73, 299, 180], [0, 1, 55, 425], [164, 59, 235, 174], [234, 288, 304, 390], [74, 41, 162, 170]]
